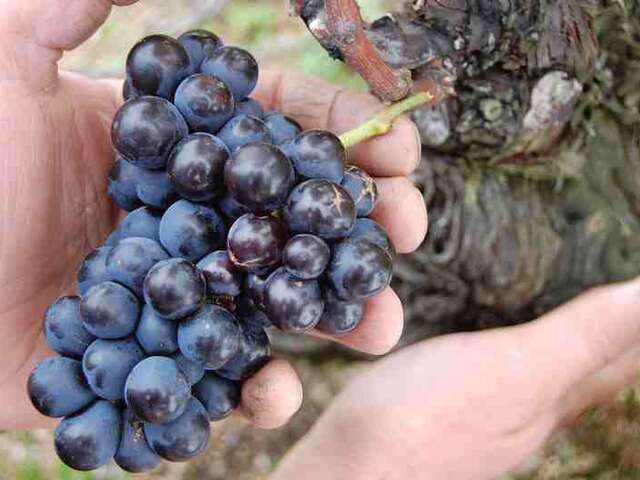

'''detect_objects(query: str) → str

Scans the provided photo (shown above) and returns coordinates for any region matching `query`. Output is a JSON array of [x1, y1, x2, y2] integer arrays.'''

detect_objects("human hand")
[[273, 280, 640, 480], [0, 1, 427, 429]]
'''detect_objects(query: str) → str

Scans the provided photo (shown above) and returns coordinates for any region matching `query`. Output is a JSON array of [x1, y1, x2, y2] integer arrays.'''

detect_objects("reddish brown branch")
[[324, 0, 412, 102]]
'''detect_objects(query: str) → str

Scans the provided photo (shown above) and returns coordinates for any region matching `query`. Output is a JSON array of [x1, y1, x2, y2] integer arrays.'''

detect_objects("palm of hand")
[[0, 72, 120, 423]]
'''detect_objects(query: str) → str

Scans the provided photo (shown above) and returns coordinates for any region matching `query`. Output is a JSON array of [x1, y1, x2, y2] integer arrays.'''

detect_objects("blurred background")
[[2, 1, 640, 479]]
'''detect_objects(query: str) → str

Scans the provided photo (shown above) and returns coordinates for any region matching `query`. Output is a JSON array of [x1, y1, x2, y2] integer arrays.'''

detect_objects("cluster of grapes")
[[27, 30, 394, 473]]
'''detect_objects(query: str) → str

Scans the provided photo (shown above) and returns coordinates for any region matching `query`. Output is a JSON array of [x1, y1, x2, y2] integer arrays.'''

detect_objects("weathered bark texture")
[[299, 0, 640, 343]]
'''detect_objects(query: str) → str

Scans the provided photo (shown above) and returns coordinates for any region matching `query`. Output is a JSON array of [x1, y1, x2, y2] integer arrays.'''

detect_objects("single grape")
[[171, 351, 205, 385], [201, 46, 259, 100], [235, 97, 264, 118], [106, 237, 170, 296], [288, 130, 346, 182], [82, 337, 145, 400], [167, 133, 229, 202], [264, 268, 324, 332], [44, 296, 95, 359], [54, 401, 122, 471], [349, 217, 395, 257], [80, 282, 140, 339], [216, 323, 270, 381], [120, 206, 162, 242], [197, 250, 243, 297], [143, 397, 210, 462], [283, 234, 330, 280], [245, 273, 268, 310], [263, 112, 302, 144], [193, 372, 241, 421], [177, 304, 241, 369], [178, 29, 223, 69], [218, 193, 250, 220], [136, 305, 179, 355], [123, 78, 141, 102], [159, 199, 226, 262], [126, 35, 192, 99], [124, 356, 191, 424], [105, 230, 121, 247], [227, 213, 287, 272], [284, 179, 356, 239], [317, 289, 364, 336], [135, 167, 178, 209], [224, 143, 295, 211], [328, 238, 393, 300], [28, 357, 96, 418], [216, 114, 272, 152], [174, 74, 235, 133], [115, 408, 161, 473], [340, 165, 378, 217], [78, 247, 112, 296], [143, 258, 206, 320], [112, 96, 189, 170], [108, 156, 143, 211], [236, 296, 272, 329]]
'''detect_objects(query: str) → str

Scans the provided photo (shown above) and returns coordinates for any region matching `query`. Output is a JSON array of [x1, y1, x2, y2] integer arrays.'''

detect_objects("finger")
[[371, 177, 428, 253], [254, 70, 422, 177], [313, 288, 404, 355], [518, 278, 640, 399], [239, 358, 304, 430]]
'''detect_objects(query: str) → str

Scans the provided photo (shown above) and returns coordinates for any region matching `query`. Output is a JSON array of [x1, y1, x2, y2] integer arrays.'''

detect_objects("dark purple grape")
[[235, 98, 264, 118], [55, 401, 122, 471], [135, 167, 178, 209], [283, 234, 330, 280], [350, 218, 395, 257], [115, 408, 161, 473], [159, 200, 226, 262], [201, 46, 259, 100], [245, 273, 268, 310], [126, 35, 192, 99], [177, 304, 241, 369], [288, 130, 346, 182], [105, 229, 121, 247], [218, 193, 250, 220], [28, 357, 96, 418], [171, 351, 205, 385], [120, 207, 162, 242], [197, 250, 243, 297], [227, 213, 287, 272], [193, 372, 241, 421], [143, 258, 206, 320], [136, 305, 179, 355], [340, 165, 378, 217], [123, 78, 141, 102], [44, 296, 95, 359], [328, 238, 393, 300], [112, 96, 189, 170], [143, 397, 210, 462], [174, 74, 235, 133], [167, 133, 229, 202], [108, 156, 143, 211], [264, 268, 324, 332], [217, 114, 272, 152], [224, 143, 295, 212], [178, 30, 223, 69], [284, 179, 356, 239], [317, 289, 364, 336], [125, 356, 191, 424], [106, 237, 170, 296], [82, 337, 145, 401], [80, 282, 140, 339], [263, 112, 302, 144], [236, 296, 272, 329], [216, 324, 270, 381]]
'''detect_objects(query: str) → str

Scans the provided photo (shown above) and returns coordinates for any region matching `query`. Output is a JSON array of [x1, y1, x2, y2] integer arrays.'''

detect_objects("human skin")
[[0, 0, 425, 430]]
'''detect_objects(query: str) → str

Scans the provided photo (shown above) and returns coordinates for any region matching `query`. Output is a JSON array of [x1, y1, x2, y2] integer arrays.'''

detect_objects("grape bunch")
[[27, 29, 394, 473]]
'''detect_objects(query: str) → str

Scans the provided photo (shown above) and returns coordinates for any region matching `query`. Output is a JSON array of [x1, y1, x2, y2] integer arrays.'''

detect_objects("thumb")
[[0, 0, 139, 90], [517, 278, 640, 409]]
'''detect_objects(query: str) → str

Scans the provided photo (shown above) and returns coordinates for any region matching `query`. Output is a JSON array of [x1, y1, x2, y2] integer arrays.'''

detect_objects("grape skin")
[[283, 234, 330, 280], [108, 156, 143, 211], [174, 74, 235, 133], [288, 130, 346, 182], [44, 296, 95, 359], [171, 351, 206, 385], [120, 206, 162, 242], [263, 112, 302, 144], [78, 246, 113, 297], [193, 372, 241, 421], [197, 250, 243, 297], [135, 305, 179, 355], [227, 213, 287, 272], [340, 165, 379, 217], [216, 323, 271, 381], [235, 98, 264, 118], [349, 217, 395, 257], [201, 46, 259, 100], [115, 408, 161, 473], [217, 114, 272, 152], [317, 289, 364, 336], [178, 30, 223, 70], [80, 281, 140, 339]]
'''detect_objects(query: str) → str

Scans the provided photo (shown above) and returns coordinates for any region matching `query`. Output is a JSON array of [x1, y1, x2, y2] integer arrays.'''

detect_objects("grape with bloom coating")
[[120, 207, 161, 242], [217, 114, 272, 152], [350, 217, 395, 257], [288, 130, 346, 182], [317, 289, 364, 335], [340, 165, 378, 217], [178, 30, 223, 69], [197, 250, 243, 297], [201, 46, 259, 100], [193, 372, 241, 421], [263, 112, 302, 144], [235, 98, 264, 118], [284, 179, 356, 240], [78, 247, 112, 295], [227, 213, 287, 271], [224, 143, 295, 211], [283, 234, 330, 280], [106, 238, 170, 296], [108, 156, 143, 211], [80, 282, 140, 339], [174, 74, 235, 133], [171, 351, 205, 385], [135, 305, 179, 355], [216, 323, 271, 381], [44, 296, 95, 359], [115, 408, 161, 473]]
